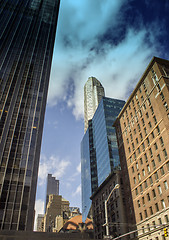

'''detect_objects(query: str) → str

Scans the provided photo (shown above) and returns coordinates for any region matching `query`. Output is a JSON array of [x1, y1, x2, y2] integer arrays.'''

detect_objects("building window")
[[151, 131, 155, 139], [142, 118, 145, 126], [149, 148, 153, 158], [140, 185, 143, 192], [142, 169, 145, 176], [150, 106, 154, 115], [149, 176, 153, 184], [160, 166, 165, 176], [138, 124, 141, 132], [132, 166, 134, 173], [164, 215, 169, 223], [127, 138, 129, 144], [144, 127, 147, 136], [146, 112, 149, 118], [138, 173, 141, 181], [158, 185, 162, 195], [136, 138, 138, 144], [152, 160, 156, 169], [148, 121, 152, 128], [164, 180, 168, 190], [137, 200, 141, 208], [154, 143, 158, 150], [163, 149, 168, 159], [136, 162, 139, 169], [164, 102, 168, 111], [140, 158, 143, 165], [145, 138, 149, 147], [144, 153, 148, 162], [140, 133, 143, 141], [155, 203, 159, 212], [161, 199, 166, 209], [149, 206, 153, 215], [153, 115, 157, 124], [160, 92, 165, 101], [166, 161, 169, 171], [134, 177, 136, 184], [155, 172, 159, 180], [132, 143, 135, 151], [147, 224, 150, 231], [157, 154, 161, 162], [147, 193, 151, 201], [152, 220, 156, 228], [139, 213, 143, 221], [144, 210, 148, 218], [160, 137, 164, 147], [156, 125, 160, 135], [142, 196, 145, 205], [147, 165, 150, 173], [158, 218, 162, 225], [152, 189, 156, 198], [142, 143, 145, 151], [144, 180, 148, 188], [135, 188, 138, 195]]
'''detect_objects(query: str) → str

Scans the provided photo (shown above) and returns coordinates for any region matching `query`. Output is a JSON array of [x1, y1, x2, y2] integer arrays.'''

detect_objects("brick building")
[[90, 171, 133, 239], [114, 57, 169, 239]]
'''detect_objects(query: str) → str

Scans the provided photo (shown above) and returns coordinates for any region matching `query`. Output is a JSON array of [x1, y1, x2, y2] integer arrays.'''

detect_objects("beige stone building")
[[114, 57, 169, 239], [43, 194, 70, 232]]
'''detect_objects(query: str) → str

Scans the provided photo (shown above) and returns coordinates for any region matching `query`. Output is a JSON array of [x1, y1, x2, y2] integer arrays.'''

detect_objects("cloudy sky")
[[35, 0, 169, 228]]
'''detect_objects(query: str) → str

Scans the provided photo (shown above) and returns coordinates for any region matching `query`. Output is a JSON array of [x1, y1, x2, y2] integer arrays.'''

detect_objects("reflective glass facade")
[[0, 0, 60, 230], [81, 97, 125, 221]]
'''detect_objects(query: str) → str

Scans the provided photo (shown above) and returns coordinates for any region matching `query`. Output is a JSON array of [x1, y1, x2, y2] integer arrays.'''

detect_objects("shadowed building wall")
[[0, 0, 60, 231]]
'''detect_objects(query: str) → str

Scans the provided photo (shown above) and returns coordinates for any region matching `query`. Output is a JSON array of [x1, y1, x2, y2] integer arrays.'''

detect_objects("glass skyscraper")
[[0, 0, 60, 230], [81, 97, 125, 221], [84, 77, 105, 133]]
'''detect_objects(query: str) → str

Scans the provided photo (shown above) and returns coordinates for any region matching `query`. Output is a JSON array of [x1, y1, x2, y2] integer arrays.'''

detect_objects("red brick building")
[[114, 57, 169, 240]]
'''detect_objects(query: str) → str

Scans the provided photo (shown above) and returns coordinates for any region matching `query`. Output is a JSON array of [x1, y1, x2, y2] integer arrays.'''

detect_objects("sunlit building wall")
[[114, 57, 169, 239]]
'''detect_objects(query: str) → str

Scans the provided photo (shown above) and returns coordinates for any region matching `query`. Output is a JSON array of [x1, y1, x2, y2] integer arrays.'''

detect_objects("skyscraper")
[[0, 0, 60, 231], [45, 174, 59, 212], [84, 77, 105, 132], [81, 95, 125, 221]]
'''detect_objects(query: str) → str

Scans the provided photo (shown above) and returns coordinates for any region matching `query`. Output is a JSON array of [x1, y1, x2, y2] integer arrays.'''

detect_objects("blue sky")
[[34, 0, 169, 227]]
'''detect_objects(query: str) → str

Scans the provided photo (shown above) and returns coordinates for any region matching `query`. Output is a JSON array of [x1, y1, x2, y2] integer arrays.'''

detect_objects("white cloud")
[[77, 162, 81, 173], [34, 199, 44, 231], [47, 0, 163, 120], [38, 154, 71, 186], [72, 184, 81, 196]]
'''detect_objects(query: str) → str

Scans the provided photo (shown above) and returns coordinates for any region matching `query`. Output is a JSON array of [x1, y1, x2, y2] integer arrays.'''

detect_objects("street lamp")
[[104, 184, 120, 237]]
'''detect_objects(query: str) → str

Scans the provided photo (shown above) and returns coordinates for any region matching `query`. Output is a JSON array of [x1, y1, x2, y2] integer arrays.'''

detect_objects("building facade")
[[43, 194, 70, 232], [84, 77, 105, 133], [45, 174, 59, 211], [81, 96, 125, 222], [90, 171, 129, 239], [0, 0, 60, 230], [114, 57, 169, 239], [36, 214, 44, 232]]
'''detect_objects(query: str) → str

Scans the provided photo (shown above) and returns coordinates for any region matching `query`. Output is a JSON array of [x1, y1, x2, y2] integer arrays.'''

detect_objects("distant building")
[[43, 194, 69, 232], [84, 77, 105, 132], [69, 207, 81, 218], [36, 214, 44, 232], [91, 171, 132, 239], [45, 174, 59, 211], [114, 57, 169, 239], [0, 0, 60, 231], [81, 96, 125, 221]]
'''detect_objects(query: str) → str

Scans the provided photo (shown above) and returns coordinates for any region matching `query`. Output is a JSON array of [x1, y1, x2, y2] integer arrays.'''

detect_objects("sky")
[[34, 0, 169, 228]]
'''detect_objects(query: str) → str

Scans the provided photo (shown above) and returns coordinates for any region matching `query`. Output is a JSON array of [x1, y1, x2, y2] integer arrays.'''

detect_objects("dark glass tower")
[[0, 0, 60, 231], [45, 174, 59, 212], [81, 97, 125, 221]]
